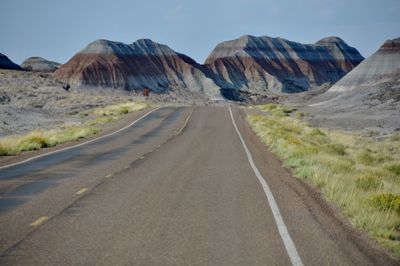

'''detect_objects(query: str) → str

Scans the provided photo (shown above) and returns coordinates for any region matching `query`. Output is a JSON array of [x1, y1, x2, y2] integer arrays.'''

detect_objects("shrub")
[[282, 106, 295, 114], [258, 104, 279, 111], [323, 143, 347, 156], [355, 174, 384, 190], [386, 163, 400, 176], [369, 193, 400, 214], [0, 144, 7, 156], [118, 106, 130, 115], [309, 128, 326, 137], [357, 150, 377, 165], [295, 112, 304, 119], [391, 133, 400, 142], [85, 116, 115, 126], [19, 135, 48, 151]]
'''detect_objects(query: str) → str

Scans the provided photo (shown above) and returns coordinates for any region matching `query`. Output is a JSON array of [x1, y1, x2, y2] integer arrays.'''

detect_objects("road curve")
[[0, 106, 397, 265]]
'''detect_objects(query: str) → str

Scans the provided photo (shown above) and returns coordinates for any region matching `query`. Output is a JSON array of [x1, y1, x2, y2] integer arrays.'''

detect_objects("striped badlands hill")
[[327, 37, 400, 94], [54, 39, 221, 99], [0, 53, 21, 70], [21, 57, 60, 73], [205, 35, 364, 94], [311, 37, 400, 107]]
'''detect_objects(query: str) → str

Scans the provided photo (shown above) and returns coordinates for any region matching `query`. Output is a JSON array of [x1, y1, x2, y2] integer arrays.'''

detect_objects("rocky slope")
[[54, 39, 221, 99], [205, 35, 364, 94], [21, 57, 61, 72], [324, 38, 400, 95], [0, 53, 21, 70], [302, 37, 400, 134], [311, 37, 400, 105]]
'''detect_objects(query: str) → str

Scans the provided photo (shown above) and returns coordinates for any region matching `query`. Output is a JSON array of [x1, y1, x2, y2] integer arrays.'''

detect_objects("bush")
[[356, 174, 384, 190], [309, 128, 326, 137], [0, 145, 7, 156], [386, 163, 400, 176], [119, 106, 130, 114], [282, 106, 295, 115], [391, 133, 400, 142], [357, 150, 375, 165], [295, 112, 304, 119], [323, 143, 347, 156], [19, 135, 48, 151], [369, 193, 400, 214], [258, 104, 279, 111]]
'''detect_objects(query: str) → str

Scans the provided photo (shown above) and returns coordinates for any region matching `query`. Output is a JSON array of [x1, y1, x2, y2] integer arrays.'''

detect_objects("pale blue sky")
[[0, 0, 399, 64]]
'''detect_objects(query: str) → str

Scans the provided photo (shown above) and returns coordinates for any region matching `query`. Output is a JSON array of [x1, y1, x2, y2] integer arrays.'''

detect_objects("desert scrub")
[[369, 193, 400, 214], [0, 101, 150, 156], [91, 102, 149, 117], [356, 173, 384, 191], [386, 163, 400, 176], [80, 102, 150, 126], [257, 103, 296, 116], [0, 127, 100, 156], [248, 104, 400, 256]]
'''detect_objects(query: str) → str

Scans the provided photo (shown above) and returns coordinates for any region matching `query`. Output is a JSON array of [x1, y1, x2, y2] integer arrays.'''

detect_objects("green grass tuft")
[[369, 193, 400, 214], [386, 163, 400, 176], [356, 173, 384, 191], [322, 143, 347, 156]]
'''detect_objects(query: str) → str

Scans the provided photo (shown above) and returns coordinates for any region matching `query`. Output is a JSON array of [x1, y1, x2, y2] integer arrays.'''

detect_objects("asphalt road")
[[0, 106, 396, 265]]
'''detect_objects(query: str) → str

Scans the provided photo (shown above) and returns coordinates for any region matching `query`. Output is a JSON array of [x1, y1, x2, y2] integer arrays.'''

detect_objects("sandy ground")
[[0, 70, 208, 137]]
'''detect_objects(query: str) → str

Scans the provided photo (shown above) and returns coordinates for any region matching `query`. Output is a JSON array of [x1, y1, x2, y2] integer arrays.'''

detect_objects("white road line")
[[0, 108, 160, 170], [228, 106, 304, 266]]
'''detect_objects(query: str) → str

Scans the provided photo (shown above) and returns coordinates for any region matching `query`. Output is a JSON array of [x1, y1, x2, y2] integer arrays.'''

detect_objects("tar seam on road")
[[0, 108, 161, 170], [29, 216, 49, 227], [228, 106, 304, 266], [76, 188, 89, 195], [176, 107, 194, 135]]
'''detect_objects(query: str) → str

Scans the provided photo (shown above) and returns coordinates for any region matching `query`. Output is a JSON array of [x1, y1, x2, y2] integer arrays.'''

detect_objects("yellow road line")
[[30, 216, 49, 226], [76, 188, 88, 195]]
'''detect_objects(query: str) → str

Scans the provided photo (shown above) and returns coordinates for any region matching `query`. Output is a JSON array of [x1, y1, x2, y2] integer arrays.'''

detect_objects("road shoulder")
[[234, 106, 398, 265], [0, 107, 157, 168]]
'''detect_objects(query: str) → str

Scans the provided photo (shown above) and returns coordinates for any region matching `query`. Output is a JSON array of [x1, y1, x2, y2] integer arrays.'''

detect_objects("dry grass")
[[83, 102, 150, 126], [0, 101, 150, 156], [91, 102, 149, 116], [248, 103, 400, 256], [0, 127, 100, 155]]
